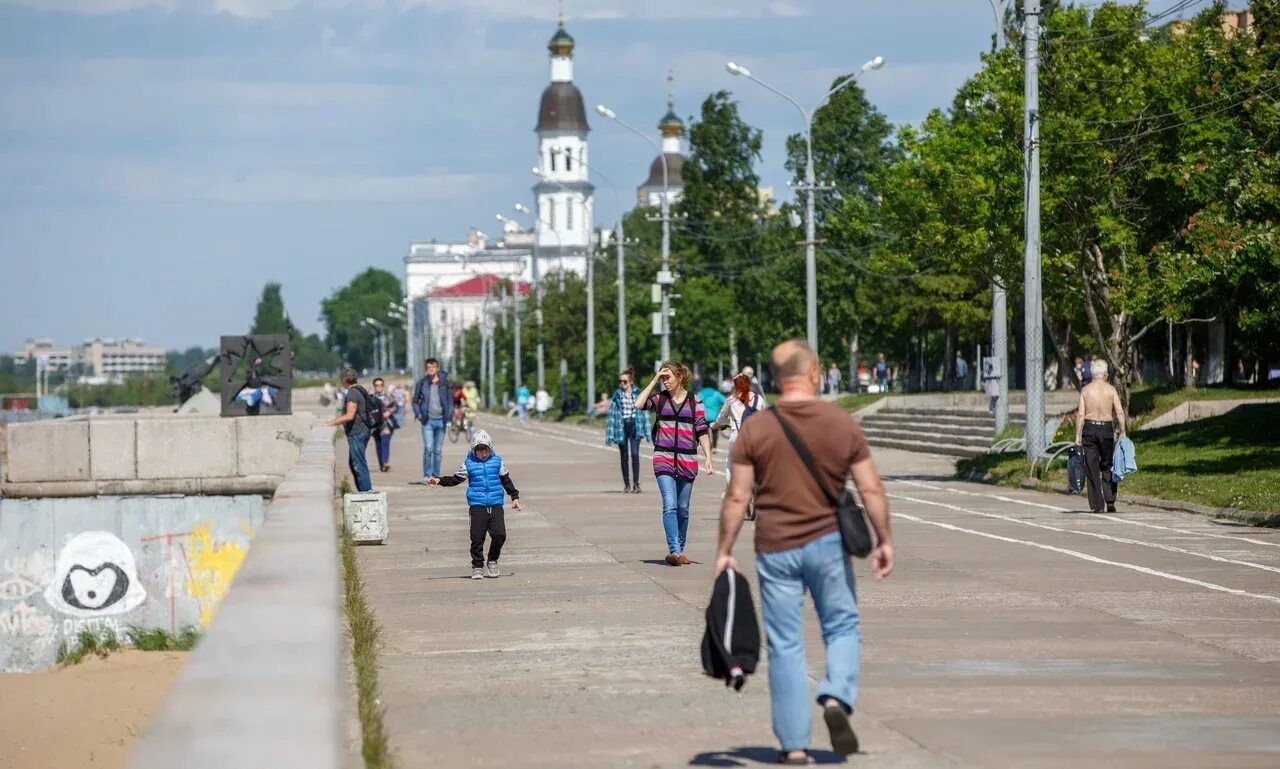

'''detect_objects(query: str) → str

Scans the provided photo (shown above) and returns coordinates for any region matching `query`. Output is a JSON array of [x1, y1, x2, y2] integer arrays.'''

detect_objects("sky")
[[0, 0, 1211, 352]]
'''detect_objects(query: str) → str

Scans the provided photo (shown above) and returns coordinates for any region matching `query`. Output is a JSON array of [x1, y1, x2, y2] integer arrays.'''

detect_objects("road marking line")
[[496, 419, 728, 477], [892, 478, 1280, 549], [890, 503, 1280, 606], [884, 482, 1280, 574]]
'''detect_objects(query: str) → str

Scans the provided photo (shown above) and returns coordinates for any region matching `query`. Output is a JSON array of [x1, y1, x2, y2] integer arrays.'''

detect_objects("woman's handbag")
[[771, 410, 875, 558]]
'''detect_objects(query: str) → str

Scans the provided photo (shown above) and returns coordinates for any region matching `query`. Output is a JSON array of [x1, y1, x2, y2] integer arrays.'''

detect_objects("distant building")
[[1169, 8, 1251, 38], [636, 76, 688, 208], [426, 275, 532, 367], [13, 337, 166, 380], [404, 232, 533, 370]]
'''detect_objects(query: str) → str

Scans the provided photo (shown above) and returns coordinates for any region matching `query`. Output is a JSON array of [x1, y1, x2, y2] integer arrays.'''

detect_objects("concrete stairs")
[[859, 406, 1026, 458]]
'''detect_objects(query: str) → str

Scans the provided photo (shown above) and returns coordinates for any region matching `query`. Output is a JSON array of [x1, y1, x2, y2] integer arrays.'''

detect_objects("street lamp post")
[[726, 56, 884, 361], [597, 104, 671, 363], [986, 0, 1011, 435]]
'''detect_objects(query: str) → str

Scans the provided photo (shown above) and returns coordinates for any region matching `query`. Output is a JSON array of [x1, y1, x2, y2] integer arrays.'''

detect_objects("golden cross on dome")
[[666, 69, 674, 112], [557, 0, 565, 25]]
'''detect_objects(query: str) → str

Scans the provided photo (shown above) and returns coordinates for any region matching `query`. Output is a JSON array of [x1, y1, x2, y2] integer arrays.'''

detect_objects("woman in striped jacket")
[[637, 361, 716, 566]]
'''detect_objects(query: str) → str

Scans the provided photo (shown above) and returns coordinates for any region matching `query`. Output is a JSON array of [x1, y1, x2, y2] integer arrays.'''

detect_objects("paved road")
[[353, 414, 1280, 768]]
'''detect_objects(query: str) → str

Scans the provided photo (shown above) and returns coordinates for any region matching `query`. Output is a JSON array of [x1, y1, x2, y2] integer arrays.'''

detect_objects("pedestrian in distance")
[[698, 379, 727, 453], [413, 357, 451, 481], [826, 363, 842, 395], [636, 361, 715, 566], [715, 340, 893, 765], [534, 387, 552, 421], [604, 369, 652, 494], [371, 377, 397, 472], [327, 368, 376, 493], [1073, 358, 1126, 514], [712, 370, 767, 490], [427, 429, 522, 580], [954, 352, 970, 390], [515, 383, 531, 422], [874, 353, 890, 393]]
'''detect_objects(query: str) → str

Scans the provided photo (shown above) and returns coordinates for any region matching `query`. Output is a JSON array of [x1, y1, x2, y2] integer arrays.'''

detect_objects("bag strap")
[[771, 409, 840, 508]]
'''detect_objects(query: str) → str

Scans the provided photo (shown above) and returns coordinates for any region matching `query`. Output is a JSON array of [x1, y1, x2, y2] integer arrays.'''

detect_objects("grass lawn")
[[956, 403, 1280, 514], [1128, 384, 1277, 425]]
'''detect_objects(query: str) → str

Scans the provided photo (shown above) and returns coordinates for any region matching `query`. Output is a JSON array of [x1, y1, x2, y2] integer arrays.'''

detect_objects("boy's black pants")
[[469, 505, 507, 568]]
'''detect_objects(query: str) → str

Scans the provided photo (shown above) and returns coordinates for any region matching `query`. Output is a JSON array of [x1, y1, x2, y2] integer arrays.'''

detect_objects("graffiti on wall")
[[141, 520, 251, 631], [44, 531, 148, 618]]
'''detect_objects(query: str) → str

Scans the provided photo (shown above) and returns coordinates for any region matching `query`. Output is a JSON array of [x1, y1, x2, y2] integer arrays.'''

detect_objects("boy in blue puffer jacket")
[[428, 429, 522, 579]]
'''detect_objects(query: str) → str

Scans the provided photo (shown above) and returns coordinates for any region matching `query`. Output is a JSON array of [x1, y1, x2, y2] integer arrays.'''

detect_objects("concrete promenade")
[[355, 415, 1280, 768]]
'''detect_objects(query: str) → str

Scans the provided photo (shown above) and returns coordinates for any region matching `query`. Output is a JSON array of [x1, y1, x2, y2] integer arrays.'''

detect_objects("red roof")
[[429, 274, 531, 298]]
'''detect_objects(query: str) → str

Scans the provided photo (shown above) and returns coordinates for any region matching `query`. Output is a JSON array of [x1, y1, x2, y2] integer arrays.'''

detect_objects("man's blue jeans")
[[756, 531, 861, 752], [421, 418, 445, 478], [347, 431, 373, 492], [655, 474, 692, 555]]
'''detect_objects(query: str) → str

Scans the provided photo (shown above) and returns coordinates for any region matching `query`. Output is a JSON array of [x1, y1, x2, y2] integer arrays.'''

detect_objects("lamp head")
[[725, 61, 749, 77], [531, 166, 543, 176], [861, 56, 885, 72], [595, 104, 616, 119]]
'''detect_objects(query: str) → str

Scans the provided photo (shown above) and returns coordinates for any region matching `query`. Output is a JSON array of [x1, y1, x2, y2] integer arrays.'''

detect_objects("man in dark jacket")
[[413, 357, 451, 480]]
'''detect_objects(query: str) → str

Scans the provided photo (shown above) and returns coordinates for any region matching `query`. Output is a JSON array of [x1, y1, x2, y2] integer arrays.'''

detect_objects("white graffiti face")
[[43, 532, 146, 618]]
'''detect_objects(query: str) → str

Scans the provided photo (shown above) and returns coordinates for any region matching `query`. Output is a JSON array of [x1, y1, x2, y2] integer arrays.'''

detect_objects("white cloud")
[[102, 163, 495, 202]]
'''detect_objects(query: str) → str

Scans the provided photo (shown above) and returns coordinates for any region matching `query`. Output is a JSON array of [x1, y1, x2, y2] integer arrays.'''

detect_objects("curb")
[[957, 473, 1280, 527]]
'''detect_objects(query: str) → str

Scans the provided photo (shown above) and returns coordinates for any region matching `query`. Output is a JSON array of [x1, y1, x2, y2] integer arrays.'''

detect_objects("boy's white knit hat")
[[470, 429, 493, 450]]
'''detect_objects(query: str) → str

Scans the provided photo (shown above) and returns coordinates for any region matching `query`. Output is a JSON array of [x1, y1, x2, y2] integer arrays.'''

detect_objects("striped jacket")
[[604, 386, 653, 447], [642, 390, 710, 480]]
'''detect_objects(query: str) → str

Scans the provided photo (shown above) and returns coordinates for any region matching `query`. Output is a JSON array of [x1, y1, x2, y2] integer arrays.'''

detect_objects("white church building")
[[404, 10, 688, 373]]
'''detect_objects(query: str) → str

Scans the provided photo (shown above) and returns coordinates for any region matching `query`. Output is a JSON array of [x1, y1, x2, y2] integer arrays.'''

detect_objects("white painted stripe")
[[889, 497, 1280, 606], [892, 477, 1280, 548], [496, 419, 728, 477], [879, 484, 1280, 574]]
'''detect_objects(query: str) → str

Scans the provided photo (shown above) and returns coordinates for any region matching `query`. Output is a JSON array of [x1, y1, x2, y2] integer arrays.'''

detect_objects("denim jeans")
[[347, 431, 373, 492], [618, 418, 641, 486], [375, 431, 392, 468], [655, 474, 693, 554], [421, 418, 446, 478], [756, 531, 861, 752]]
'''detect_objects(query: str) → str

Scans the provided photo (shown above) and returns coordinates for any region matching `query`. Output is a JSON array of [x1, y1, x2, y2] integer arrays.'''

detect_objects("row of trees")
[[447, 1, 1277, 407]]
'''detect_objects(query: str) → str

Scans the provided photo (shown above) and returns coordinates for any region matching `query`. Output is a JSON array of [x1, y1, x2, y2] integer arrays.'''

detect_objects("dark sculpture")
[[219, 335, 293, 416], [169, 356, 217, 404]]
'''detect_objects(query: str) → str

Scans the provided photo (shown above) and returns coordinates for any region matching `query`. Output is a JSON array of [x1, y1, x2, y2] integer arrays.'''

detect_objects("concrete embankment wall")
[[128, 425, 342, 769], [0, 414, 315, 672]]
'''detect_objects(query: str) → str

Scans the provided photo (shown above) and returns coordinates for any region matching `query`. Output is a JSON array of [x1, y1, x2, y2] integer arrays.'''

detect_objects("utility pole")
[[658, 156, 671, 362], [1023, 0, 1045, 464], [616, 221, 626, 371], [533, 235, 545, 391], [989, 0, 1011, 436], [586, 243, 595, 410]]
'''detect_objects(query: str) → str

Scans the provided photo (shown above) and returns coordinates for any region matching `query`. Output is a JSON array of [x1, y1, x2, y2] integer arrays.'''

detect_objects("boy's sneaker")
[[485, 561, 500, 578], [471, 567, 484, 580]]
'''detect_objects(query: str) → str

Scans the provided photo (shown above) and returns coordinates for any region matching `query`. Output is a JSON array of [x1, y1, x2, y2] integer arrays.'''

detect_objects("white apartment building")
[[12, 337, 167, 379]]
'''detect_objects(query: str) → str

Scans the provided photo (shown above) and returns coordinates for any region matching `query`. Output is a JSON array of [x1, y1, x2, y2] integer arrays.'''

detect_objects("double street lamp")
[[725, 55, 884, 361]]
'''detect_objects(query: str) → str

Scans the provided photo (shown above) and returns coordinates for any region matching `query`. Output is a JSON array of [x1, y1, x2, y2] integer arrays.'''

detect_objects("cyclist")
[[461, 380, 481, 424]]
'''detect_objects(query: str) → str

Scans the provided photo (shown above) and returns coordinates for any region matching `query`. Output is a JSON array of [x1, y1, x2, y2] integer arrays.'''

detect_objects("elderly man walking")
[[715, 340, 894, 765]]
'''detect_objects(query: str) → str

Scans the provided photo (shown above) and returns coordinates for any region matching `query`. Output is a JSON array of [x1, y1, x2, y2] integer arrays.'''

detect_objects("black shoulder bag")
[[771, 410, 875, 558]]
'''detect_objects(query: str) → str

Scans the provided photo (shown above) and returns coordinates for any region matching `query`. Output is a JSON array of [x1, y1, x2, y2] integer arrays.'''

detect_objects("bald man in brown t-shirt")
[[715, 339, 892, 764]]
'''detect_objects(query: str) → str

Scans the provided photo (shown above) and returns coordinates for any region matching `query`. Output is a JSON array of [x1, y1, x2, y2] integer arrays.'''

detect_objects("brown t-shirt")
[[731, 399, 871, 554]]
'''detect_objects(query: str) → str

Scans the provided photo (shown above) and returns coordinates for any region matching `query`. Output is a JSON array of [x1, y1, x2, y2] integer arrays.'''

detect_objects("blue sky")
[[0, 0, 1208, 351]]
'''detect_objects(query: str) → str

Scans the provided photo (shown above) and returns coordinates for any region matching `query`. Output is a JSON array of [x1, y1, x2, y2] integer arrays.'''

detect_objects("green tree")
[[250, 283, 291, 336], [320, 269, 404, 371]]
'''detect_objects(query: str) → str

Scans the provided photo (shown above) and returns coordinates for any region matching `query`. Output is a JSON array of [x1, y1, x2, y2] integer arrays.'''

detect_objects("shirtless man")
[[1074, 359, 1126, 513]]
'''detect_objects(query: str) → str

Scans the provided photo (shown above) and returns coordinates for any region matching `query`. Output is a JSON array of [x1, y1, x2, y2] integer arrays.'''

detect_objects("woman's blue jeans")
[[655, 474, 693, 555]]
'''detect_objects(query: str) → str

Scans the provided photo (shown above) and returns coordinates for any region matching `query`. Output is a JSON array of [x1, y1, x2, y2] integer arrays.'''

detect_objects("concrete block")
[[4, 421, 90, 483], [90, 419, 137, 480], [343, 491, 387, 544], [235, 415, 315, 477], [136, 418, 237, 480]]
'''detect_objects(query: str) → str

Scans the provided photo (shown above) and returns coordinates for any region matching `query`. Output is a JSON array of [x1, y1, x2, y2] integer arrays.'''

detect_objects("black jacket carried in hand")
[[701, 569, 760, 691]]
